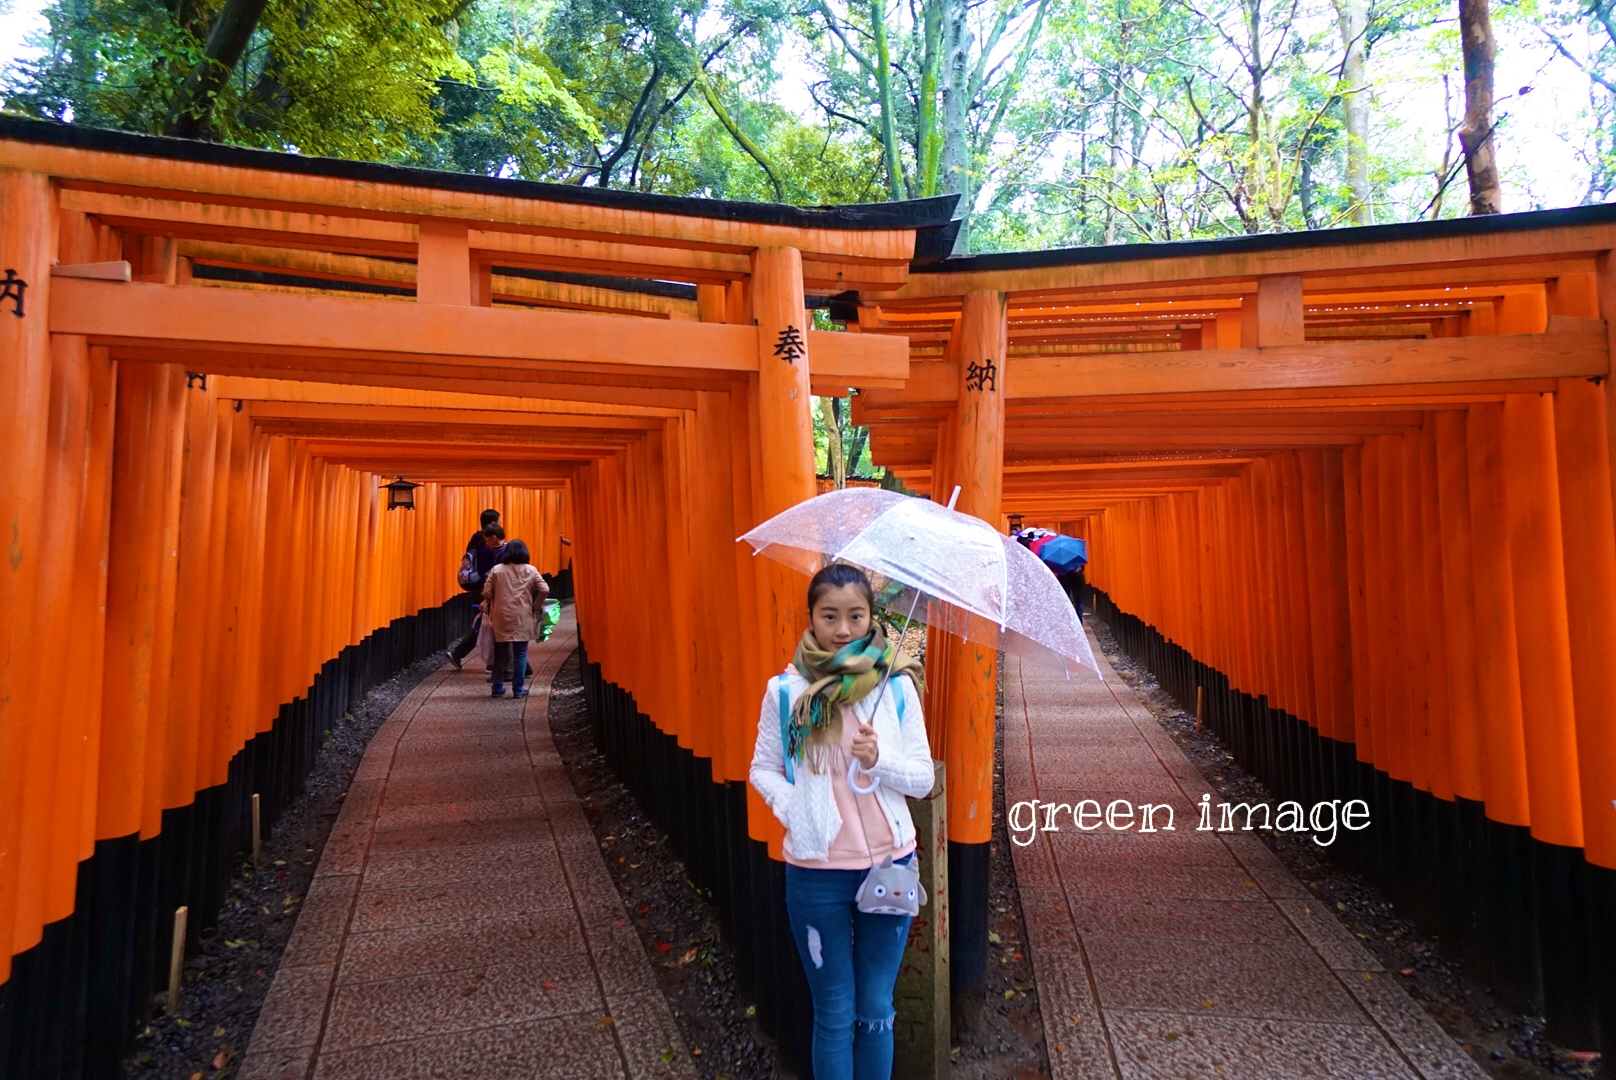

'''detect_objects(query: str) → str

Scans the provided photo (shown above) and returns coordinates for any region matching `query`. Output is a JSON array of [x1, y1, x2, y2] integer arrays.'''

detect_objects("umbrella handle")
[[867, 585, 925, 731]]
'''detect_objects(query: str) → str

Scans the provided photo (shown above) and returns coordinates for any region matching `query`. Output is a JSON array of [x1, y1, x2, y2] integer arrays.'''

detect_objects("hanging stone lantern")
[[382, 475, 423, 511]]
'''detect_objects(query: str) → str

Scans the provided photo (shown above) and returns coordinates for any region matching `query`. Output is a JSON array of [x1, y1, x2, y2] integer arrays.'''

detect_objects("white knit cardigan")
[[748, 667, 936, 864]]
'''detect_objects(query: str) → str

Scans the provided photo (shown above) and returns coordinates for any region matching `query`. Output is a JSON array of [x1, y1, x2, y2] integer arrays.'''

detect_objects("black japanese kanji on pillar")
[[965, 358, 997, 392], [774, 325, 806, 365], [0, 269, 28, 319]]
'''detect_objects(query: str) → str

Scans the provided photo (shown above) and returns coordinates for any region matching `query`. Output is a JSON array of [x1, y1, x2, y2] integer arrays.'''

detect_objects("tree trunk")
[[870, 0, 906, 198], [1103, 24, 1129, 244], [940, 0, 971, 249], [1335, 0, 1372, 223], [821, 398, 847, 488], [845, 420, 869, 478], [1242, 0, 1265, 232], [1458, 0, 1502, 214], [164, 0, 271, 139], [916, 0, 945, 197]]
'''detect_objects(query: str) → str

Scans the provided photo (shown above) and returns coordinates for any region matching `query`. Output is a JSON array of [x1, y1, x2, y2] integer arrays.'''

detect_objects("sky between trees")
[[0, 0, 1608, 252]]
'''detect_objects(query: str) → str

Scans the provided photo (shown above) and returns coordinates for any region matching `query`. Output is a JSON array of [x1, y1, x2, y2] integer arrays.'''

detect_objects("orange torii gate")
[[852, 213, 1616, 1059], [0, 116, 963, 1075], [8, 107, 1616, 1075]]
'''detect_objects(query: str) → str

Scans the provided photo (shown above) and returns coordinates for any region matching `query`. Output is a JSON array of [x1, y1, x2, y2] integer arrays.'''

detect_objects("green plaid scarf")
[[788, 622, 925, 775]]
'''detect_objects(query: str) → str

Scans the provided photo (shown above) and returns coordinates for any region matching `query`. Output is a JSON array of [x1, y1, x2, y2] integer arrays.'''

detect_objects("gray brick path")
[[240, 611, 697, 1080], [1005, 635, 1486, 1080]]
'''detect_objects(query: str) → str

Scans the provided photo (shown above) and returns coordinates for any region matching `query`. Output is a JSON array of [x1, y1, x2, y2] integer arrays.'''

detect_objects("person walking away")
[[748, 564, 934, 1080], [481, 539, 547, 697], [1058, 563, 1086, 621], [447, 523, 506, 669]]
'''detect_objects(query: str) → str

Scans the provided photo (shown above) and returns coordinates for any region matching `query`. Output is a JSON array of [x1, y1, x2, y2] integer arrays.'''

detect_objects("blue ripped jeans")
[[784, 852, 915, 1080]]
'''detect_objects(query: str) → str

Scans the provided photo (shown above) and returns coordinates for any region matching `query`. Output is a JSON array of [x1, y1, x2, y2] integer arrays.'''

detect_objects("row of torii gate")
[[1, 115, 1615, 1074]]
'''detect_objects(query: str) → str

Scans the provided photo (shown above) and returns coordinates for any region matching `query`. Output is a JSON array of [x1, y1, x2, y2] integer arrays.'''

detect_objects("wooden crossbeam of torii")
[[213, 376, 691, 418], [848, 324, 1606, 404], [48, 278, 911, 388]]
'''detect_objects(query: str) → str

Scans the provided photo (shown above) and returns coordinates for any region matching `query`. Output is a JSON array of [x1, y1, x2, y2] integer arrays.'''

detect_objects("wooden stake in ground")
[[1196, 685, 1205, 733], [252, 793, 261, 867], [168, 906, 188, 1012]]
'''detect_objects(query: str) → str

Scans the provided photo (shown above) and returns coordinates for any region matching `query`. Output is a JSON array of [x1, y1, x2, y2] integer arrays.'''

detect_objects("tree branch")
[[164, 0, 270, 138], [696, 68, 786, 200]]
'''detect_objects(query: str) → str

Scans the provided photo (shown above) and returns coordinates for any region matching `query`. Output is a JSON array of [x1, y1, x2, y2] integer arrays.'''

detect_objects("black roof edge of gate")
[[0, 116, 961, 233], [491, 266, 698, 300], [913, 200, 1616, 274], [190, 263, 416, 297]]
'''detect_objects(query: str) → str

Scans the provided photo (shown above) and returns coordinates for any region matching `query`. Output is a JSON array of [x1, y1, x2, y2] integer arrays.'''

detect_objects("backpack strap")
[[777, 675, 794, 784], [778, 671, 911, 785]]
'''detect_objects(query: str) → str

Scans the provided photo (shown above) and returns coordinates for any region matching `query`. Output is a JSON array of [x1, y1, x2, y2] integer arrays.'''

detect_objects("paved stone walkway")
[[1005, 635, 1487, 1080], [241, 611, 697, 1080]]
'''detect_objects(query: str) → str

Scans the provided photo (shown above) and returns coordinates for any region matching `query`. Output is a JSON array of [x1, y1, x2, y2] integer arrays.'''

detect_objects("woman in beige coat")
[[480, 539, 548, 696]]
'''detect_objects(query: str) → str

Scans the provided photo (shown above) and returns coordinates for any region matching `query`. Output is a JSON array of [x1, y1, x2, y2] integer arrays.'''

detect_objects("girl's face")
[[811, 584, 871, 651]]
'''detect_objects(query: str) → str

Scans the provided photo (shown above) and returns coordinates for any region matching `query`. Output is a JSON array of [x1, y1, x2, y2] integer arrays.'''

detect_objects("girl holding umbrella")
[[749, 564, 935, 1080]]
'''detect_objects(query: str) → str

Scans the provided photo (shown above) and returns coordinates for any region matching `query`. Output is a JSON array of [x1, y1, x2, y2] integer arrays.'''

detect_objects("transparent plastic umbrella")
[[738, 487, 1100, 678]]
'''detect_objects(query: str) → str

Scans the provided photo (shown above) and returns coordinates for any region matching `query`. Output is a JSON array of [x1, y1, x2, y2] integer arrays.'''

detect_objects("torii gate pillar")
[[945, 289, 1007, 1031], [751, 247, 818, 665]]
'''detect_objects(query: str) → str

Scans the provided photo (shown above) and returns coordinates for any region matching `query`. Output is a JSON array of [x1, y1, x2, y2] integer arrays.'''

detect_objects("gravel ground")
[[547, 645, 1051, 1080], [953, 655, 1052, 1079], [1089, 618, 1602, 1080], [546, 649, 783, 1080], [122, 653, 448, 1080]]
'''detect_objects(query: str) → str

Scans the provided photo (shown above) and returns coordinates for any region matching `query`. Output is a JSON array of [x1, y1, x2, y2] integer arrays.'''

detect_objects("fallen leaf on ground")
[[988, 931, 1002, 945], [1361, 972, 1373, 982], [1199, 999, 1214, 1009], [213, 1049, 231, 1068], [692, 1048, 702, 1056], [1165, 1032, 1181, 1043], [540, 981, 556, 990], [1055, 1044, 1065, 1053], [654, 940, 672, 952], [1400, 967, 1415, 975], [599, 1015, 614, 1030], [678, 946, 699, 965], [1069, 1014, 1082, 1024]]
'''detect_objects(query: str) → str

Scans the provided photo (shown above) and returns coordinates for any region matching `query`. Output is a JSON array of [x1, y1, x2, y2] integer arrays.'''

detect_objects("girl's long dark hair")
[[807, 563, 874, 614]]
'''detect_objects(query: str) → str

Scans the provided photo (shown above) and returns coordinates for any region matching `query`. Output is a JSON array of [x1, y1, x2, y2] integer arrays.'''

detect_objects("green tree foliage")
[[1540, 0, 1616, 201], [2, 0, 1605, 241], [7, 0, 473, 159]]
